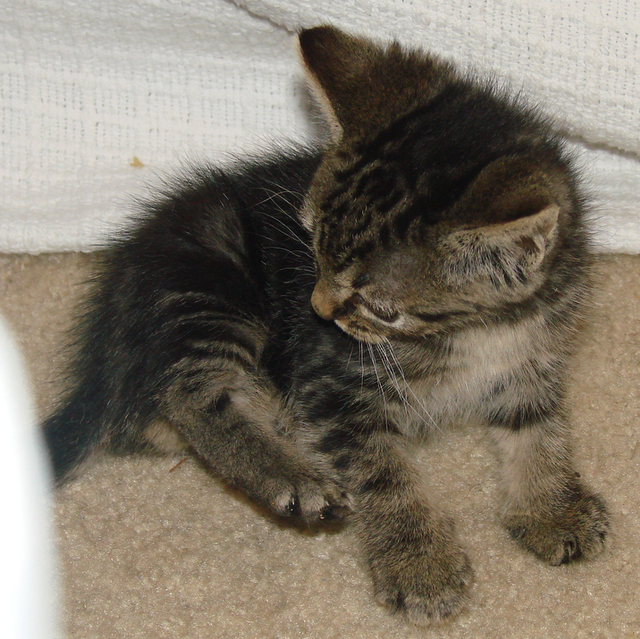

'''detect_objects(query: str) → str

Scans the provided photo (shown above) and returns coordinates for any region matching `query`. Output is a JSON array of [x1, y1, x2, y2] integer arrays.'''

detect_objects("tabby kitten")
[[44, 26, 609, 624]]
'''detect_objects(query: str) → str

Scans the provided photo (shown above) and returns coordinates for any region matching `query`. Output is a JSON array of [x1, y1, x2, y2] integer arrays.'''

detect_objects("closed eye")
[[414, 312, 451, 322], [350, 293, 400, 324], [369, 307, 399, 323], [414, 310, 471, 322], [366, 304, 400, 324], [352, 272, 370, 289]]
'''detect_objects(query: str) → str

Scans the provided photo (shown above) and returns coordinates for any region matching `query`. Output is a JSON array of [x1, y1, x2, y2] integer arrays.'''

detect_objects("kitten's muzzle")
[[312, 283, 385, 343], [311, 281, 356, 321]]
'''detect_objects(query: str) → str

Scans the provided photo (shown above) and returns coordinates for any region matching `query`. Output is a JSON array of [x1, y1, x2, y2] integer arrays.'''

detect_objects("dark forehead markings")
[[316, 80, 538, 269], [348, 84, 470, 170], [349, 208, 374, 237], [331, 98, 437, 187], [334, 238, 376, 271]]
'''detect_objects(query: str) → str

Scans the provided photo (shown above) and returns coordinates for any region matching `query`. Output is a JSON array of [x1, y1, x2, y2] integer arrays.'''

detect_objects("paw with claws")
[[363, 512, 474, 626], [269, 472, 352, 526], [372, 544, 474, 625], [505, 485, 609, 565]]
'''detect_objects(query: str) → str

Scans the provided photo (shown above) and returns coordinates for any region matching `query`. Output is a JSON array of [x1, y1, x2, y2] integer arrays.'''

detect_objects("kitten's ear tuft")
[[449, 155, 569, 283]]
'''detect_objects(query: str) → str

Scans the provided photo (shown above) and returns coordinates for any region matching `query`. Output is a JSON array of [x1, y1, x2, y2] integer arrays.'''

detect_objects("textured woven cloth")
[[1, 0, 638, 253]]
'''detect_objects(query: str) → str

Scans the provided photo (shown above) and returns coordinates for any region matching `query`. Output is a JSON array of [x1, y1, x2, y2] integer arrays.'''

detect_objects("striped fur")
[[43, 26, 608, 625]]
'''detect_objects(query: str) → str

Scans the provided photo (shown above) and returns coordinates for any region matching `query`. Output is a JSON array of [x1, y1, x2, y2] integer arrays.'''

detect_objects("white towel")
[[0, 0, 638, 253]]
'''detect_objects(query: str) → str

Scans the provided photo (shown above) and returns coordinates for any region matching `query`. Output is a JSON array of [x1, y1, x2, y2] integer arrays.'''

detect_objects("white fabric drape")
[[1, 0, 638, 252]]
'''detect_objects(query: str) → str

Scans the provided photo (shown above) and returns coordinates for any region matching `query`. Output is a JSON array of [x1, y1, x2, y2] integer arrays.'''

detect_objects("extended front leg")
[[317, 427, 473, 625], [161, 361, 350, 526], [488, 409, 609, 565]]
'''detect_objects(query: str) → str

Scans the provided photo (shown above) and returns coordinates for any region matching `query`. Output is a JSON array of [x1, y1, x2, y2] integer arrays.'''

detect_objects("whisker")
[[267, 244, 314, 262], [259, 215, 315, 259], [346, 340, 355, 369], [359, 341, 365, 398], [380, 338, 442, 433], [377, 342, 432, 427], [375, 343, 412, 424], [254, 184, 302, 212], [366, 342, 388, 421]]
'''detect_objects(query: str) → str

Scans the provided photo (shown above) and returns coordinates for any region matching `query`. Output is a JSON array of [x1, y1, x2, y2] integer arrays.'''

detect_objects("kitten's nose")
[[313, 278, 359, 321], [311, 282, 357, 321], [311, 281, 339, 320]]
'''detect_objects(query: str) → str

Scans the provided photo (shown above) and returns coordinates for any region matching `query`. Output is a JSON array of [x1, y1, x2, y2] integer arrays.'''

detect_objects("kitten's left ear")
[[298, 26, 380, 139], [476, 202, 559, 273], [449, 200, 560, 290], [447, 158, 566, 286], [446, 202, 560, 292]]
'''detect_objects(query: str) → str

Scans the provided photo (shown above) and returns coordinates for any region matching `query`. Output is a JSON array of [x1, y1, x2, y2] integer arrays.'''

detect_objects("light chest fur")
[[389, 317, 548, 436]]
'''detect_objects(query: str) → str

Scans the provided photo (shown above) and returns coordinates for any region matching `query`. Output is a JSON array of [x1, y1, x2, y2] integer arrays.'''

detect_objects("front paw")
[[270, 473, 352, 526], [370, 534, 474, 626], [505, 485, 609, 565]]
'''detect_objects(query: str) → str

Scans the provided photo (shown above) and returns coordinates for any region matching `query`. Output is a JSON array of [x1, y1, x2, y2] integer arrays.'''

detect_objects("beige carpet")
[[0, 252, 638, 639]]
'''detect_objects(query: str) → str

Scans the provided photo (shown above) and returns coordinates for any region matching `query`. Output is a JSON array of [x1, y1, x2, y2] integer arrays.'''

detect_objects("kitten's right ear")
[[299, 26, 448, 142]]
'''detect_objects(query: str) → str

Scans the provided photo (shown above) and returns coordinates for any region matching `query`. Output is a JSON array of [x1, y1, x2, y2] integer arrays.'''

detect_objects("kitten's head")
[[299, 26, 583, 344]]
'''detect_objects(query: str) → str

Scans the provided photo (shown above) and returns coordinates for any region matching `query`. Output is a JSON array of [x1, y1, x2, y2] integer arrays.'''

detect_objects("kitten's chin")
[[334, 319, 385, 344]]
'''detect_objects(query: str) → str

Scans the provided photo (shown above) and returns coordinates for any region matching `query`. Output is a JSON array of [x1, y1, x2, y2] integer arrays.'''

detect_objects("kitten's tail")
[[42, 388, 107, 484]]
